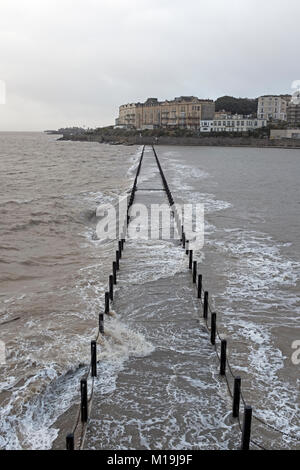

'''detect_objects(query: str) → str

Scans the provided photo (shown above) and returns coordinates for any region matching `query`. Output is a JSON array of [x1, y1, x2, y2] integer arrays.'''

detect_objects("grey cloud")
[[0, 0, 299, 130]]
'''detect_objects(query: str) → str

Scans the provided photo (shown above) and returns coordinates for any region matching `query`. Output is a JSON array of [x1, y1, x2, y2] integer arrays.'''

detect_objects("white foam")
[[119, 239, 187, 285], [0, 315, 154, 450], [214, 230, 300, 306], [98, 316, 155, 363]]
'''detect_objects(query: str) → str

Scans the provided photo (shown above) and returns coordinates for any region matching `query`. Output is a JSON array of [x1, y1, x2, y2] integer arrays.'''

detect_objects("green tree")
[[215, 96, 258, 116]]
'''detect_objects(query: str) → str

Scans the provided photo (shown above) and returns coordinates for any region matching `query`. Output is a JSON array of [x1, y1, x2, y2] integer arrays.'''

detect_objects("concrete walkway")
[[83, 147, 238, 450]]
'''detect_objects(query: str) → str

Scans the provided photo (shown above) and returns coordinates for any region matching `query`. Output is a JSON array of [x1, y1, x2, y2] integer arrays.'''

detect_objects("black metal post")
[[211, 313, 216, 345], [109, 275, 114, 301], [99, 313, 104, 335], [182, 233, 186, 249], [220, 339, 227, 376], [105, 292, 109, 315], [91, 341, 97, 378], [113, 262, 117, 284], [66, 433, 74, 450], [193, 261, 197, 283], [189, 250, 193, 269], [203, 291, 208, 319], [186, 241, 189, 255], [233, 376, 241, 418], [241, 406, 252, 450], [197, 274, 202, 299], [80, 379, 88, 423], [116, 251, 120, 270], [118, 241, 122, 257]]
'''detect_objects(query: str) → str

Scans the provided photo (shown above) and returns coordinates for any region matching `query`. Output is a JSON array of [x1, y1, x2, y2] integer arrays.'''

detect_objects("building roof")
[[259, 94, 292, 98], [120, 96, 214, 108]]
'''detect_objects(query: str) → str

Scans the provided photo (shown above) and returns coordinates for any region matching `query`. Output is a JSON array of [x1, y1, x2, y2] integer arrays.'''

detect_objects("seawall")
[[58, 133, 300, 149]]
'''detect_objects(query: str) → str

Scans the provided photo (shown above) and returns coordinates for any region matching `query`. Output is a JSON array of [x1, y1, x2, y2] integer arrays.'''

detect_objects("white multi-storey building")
[[257, 95, 291, 121], [200, 115, 267, 133]]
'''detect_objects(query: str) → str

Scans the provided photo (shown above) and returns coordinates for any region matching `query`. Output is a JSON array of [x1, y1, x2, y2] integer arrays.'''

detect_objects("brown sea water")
[[0, 132, 140, 448], [0, 134, 299, 449]]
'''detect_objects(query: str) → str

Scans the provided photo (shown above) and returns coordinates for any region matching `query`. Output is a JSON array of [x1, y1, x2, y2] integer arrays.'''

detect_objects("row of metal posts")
[[152, 147, 254, 451], [66, 145, 253, 451], [66, 146, 145, 450], [183, 230, 253, 450]]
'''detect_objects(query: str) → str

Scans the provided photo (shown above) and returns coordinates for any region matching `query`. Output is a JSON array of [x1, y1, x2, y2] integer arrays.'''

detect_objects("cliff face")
[[58, 133, 300, 148]]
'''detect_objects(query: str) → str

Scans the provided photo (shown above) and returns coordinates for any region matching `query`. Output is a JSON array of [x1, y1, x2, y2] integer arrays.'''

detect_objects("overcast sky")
[[0, 0, 299, 131]]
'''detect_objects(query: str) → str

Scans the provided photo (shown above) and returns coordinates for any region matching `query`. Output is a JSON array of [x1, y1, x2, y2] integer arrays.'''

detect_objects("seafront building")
[[200, 115, 267, 133], [115, 96, 215, 130], [257, 95, 291, 121], [214, 110, 231, 120], [287, 103, 300, 126], [115, 93, 297, 132]]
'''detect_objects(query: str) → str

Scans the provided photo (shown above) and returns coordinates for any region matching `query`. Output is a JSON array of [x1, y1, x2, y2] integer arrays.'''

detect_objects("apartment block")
[[257, 95, 291, 121], [116, 96, 215, 130], [287, 103, 300, 126], [200, 115, 267, 132]]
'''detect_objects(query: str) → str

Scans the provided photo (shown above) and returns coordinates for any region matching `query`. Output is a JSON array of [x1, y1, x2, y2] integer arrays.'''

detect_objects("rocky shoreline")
[[57, 132, 300, 149]]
